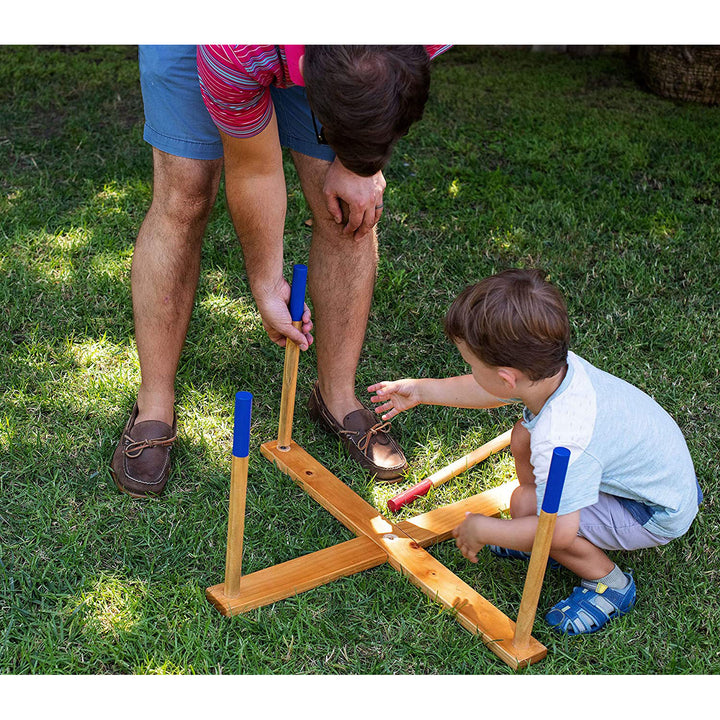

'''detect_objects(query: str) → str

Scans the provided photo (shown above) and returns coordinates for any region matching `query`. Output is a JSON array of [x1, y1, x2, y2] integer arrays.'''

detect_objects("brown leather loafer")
[[110, 403, 177, 498], [307, 382, 407, 482]]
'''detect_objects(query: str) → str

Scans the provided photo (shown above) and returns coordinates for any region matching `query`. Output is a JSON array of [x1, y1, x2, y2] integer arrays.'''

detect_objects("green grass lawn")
[[1, 45, 718, 675]]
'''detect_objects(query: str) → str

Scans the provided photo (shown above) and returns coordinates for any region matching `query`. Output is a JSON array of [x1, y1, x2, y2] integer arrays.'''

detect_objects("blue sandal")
[[545, 573, 636, 635], [488, 545, 561, 569]]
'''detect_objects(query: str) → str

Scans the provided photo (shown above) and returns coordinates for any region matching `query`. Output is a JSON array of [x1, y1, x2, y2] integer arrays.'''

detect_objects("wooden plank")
[[260, 441, 545, 668], [263, 439, 518, 547], [208, 473, 518, 616], [206, 535, 386, 615], [261, 440, 395, 538], [379, 532, 546, 669], [398, 481, 518, 546]]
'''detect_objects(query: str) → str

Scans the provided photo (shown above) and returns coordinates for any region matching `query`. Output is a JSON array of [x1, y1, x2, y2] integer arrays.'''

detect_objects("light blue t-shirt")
[[521, 352, 699, 538]]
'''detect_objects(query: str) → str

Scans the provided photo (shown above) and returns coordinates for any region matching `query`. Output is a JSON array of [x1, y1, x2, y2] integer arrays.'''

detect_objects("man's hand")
[[254, 278, 313, 351], [324, 158, 386, 239]]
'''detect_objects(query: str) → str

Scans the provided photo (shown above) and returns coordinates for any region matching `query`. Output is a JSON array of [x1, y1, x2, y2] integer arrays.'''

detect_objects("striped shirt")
[[197, 44, 451, 139]]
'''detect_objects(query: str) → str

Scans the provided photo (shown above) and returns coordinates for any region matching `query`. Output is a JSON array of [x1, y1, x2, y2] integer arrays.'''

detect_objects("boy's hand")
[[452, 512, 487, 564], [367, 379, 420, 421]]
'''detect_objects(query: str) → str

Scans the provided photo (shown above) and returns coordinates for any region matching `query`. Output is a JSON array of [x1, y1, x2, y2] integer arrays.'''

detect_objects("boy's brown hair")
[[303, 45, 431, 177], [444, 269, 570, 381]]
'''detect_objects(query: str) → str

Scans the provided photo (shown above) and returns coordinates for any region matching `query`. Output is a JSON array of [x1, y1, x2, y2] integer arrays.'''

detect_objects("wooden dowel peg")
[[224, 391, 253, 598], [514, 446, 570, 650], [277, 264, 307, 451], [387, 429, 512, 512]]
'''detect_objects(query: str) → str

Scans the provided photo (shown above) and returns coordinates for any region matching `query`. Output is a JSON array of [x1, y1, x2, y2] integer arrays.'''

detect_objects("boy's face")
[[456, 341, 511, 398]]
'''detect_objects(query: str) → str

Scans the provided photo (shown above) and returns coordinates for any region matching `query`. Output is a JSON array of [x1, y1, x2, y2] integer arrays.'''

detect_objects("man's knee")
[[312, 212, 378, 250], [150, 150, 223, 228]]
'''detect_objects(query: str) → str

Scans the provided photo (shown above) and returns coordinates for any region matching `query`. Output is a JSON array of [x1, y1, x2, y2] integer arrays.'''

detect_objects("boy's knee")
[[549, 530, 579, 552]]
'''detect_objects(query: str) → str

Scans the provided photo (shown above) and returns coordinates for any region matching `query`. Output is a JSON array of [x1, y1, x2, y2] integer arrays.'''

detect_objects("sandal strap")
[[488, 544, 561, 569], [489, 545, 531, 560], [565, 587, 615, 632], [547, 575, 635, 635]]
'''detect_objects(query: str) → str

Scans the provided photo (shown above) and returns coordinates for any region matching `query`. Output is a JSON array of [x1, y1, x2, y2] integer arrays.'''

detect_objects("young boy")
[[368, 269, 701, 635]]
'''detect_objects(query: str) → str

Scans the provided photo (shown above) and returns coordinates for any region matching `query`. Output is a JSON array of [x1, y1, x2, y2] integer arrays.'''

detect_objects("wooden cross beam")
[[206, 436, 547, 669], [205, 265, 565, 670]]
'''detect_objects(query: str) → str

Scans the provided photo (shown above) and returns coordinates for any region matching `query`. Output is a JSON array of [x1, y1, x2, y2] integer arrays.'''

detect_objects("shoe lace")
[[124, 433, 177, 458], [354, 421, 392, 453]]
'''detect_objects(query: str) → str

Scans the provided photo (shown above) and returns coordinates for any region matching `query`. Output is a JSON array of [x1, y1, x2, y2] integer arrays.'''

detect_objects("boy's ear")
[[299, 55, 304, 78], [497, 367, 518, 389]]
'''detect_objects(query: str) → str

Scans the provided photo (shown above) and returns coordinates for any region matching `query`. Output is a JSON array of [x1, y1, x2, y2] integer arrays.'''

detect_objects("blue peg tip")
[[541, 446, 571, 514], [289, 264, 308, 322], [232, 391, 253, 458]]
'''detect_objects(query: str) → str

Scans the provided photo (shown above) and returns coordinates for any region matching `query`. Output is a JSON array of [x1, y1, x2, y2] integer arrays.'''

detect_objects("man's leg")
[[112, 45, 226, 497], [291, 152, 375, 421], [290, 151, 406, 480], [133, 149, 223, 425], [269, 84, 405, 479], [111, 150, 222, 497]]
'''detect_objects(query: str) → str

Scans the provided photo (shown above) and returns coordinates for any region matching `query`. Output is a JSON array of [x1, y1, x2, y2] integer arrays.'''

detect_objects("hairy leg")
[[132, 149, 223, 425], [291, 151, 378, 421]]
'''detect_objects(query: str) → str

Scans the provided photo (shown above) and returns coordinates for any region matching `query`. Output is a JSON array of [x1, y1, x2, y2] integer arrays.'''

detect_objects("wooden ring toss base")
[[206, 265, 570, 670]]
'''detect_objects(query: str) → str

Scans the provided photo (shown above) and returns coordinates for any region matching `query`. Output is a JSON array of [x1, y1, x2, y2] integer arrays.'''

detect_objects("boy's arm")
[[453, 510, 581, 563], [368, 374, 507, 421]]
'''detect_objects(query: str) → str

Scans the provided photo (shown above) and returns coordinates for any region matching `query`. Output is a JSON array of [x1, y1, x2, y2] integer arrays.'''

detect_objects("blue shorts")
[[138, 45, 336, 163]]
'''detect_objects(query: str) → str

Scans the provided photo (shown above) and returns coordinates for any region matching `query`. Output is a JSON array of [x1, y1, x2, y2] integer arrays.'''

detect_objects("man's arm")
[[220, 120, 312, 350]]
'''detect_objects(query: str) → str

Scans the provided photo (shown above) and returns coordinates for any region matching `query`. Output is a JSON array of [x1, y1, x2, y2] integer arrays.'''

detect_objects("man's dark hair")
[[303, 45, 431, 176], [444, 269, 570, 382]]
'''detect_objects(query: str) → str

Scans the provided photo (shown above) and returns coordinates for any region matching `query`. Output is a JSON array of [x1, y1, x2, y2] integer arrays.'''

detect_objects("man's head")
[[444, 269, 570, 382], [302, 45, 431, 176]]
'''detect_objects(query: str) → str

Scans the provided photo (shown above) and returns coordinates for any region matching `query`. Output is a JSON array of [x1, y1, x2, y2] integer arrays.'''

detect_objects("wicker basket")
[[635, 45, 720, 105]]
